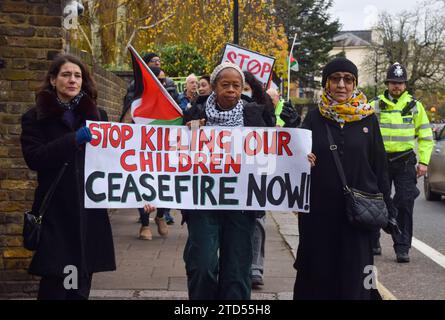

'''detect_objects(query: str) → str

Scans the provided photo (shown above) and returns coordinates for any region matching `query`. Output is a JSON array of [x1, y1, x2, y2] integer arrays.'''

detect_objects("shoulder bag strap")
[[37, 162, 68, 219], [324, 122, 349, 191]]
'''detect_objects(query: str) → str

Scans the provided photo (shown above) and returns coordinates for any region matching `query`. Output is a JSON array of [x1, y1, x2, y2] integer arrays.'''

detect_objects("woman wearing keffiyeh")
[[282, 57, 399, 300], [180, 62, 274, 300]]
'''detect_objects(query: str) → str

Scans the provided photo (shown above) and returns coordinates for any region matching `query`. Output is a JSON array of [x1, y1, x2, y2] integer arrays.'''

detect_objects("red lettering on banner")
[[278, 131, 293, 156], [178, 153, 192, 172], [244, 131, 262, 155], [109, 125, 121, 148], [164, 128, 172, 151], [261, 62, 272, 78], [263, 131, 277, 154], [209, 154, 223, 174], [89, 123, 101, 147], [157, 127, 163, 150], [140, 152, 153, 172], [164, 153, 176, 172], [121, 125, 133, 149], [199, 129, 215, 152], [193, 152, 209, 174], [177, 129, 189, 151], [227, 51, 237, 64], [238, 53, 250, 68], [190, 128, 198, 151], [156, 152, 162, 171], [224, 154, 241, 174], [99, 123, 111, 148], [247, 59, 261, 75], [141, 127, 156, 151], [121, 149, 137, 172], [217, 130, 231, 153]]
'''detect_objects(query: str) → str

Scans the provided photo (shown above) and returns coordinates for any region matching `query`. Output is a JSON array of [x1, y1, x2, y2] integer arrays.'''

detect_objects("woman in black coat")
[[20, 54, 116, 300], [282, 58, 399, 300]]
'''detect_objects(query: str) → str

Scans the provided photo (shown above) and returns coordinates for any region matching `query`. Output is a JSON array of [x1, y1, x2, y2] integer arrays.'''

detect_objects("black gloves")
[[382, 204, 400, 236], [280, 101, 301, 128], [383, 217, 401, 236]]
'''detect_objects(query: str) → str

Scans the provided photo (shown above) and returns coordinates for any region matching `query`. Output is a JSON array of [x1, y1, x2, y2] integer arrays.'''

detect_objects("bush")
[[150, 43, 208, 77]]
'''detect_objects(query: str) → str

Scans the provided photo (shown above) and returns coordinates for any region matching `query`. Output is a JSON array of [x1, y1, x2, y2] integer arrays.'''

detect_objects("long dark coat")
[[294, 108, 394, 300], [20, 90, 116, 278]]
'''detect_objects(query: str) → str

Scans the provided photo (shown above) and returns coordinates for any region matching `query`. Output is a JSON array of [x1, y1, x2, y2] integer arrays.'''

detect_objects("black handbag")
[[23, 163, 68, 251], [325, 123, 388, 231]]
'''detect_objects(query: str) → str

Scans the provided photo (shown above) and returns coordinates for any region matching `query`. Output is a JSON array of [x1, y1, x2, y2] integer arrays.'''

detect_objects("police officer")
[[370, 62, 434, 263]]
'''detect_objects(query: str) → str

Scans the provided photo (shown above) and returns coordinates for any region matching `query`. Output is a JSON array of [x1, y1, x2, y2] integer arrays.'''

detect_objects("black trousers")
[[372, 153, 420, 253], [183, 211, 256, 300], [138, 208, 167, 226], [37, 274, 93, 300]]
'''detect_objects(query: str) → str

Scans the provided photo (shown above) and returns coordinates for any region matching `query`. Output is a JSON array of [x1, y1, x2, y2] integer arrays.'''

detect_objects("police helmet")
[[385, 62, 408, 83]]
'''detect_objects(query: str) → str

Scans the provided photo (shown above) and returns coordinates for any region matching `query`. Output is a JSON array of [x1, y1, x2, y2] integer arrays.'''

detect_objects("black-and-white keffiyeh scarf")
[[205, 92, 244, 127], [56, 90, 85, 111]]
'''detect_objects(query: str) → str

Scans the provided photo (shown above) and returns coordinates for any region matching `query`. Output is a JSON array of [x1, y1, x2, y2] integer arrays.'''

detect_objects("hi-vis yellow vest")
[[370, 91, 434, 165]]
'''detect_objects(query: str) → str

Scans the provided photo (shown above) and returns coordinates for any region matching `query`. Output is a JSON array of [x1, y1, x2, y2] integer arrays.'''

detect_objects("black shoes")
[[396, 253, 410, 263], [372, 247, 382, 256]]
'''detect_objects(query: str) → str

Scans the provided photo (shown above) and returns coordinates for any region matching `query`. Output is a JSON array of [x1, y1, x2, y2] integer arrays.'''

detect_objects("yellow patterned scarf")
[[319, 89, 374, 124]]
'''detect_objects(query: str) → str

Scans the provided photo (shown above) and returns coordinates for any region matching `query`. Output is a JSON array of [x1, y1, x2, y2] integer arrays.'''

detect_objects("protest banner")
[[84, 122, 312, 212], [221, 43, 275, 88]]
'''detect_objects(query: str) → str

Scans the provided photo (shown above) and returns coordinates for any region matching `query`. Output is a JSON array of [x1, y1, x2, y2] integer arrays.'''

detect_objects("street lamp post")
[[233, 0, 239, 44]]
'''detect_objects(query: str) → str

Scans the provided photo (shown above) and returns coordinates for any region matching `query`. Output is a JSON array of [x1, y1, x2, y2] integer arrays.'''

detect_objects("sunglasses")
[[150, 58, 161, 63], [328, 75, 355, 85]]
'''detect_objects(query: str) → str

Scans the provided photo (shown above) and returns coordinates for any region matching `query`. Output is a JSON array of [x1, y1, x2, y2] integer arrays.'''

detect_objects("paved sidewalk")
[[91, 209, 299, 300]]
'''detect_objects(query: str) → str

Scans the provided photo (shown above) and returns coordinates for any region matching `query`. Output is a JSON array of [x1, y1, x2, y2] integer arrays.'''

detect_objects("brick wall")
[[0, 0, 126, 298]]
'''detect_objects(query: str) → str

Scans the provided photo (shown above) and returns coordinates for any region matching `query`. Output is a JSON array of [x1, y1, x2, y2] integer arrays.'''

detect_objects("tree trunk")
[[115, 0, 127, 69], [87, 0, 102, 64]]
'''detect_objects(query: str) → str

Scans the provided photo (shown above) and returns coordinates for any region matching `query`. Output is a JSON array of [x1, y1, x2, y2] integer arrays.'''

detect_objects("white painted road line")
[[412, 237, 445, 269]]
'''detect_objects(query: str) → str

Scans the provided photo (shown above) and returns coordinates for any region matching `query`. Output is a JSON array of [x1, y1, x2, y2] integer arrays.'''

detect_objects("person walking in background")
[[178, 73, 199, 111], [120, 65, 172, 240], [123, 52, 179, 119], [242, 71, 276, 127], [143, 52, 178, 102], [198, 75, 212, 97], [153, 68, 176, 225], [185, 75, 212, 117], [241, 71, 276, 287], [370, 62, 433, 263], [266, 88, 285, 127], [283, 57, 399, 300], [20, 54, 116, 299]]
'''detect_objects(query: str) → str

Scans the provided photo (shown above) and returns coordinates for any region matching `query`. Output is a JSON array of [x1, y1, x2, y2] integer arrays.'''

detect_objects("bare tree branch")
[[78, 25, 94, 56], [126, 12, 174, 49], [368, 2, 445, 92]]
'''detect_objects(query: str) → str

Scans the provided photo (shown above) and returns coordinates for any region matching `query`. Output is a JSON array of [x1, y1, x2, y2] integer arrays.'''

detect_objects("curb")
[[90, 290, 294, 300]]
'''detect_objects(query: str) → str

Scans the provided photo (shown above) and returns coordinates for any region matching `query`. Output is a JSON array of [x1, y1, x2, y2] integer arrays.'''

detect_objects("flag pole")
[[287, 33, 298, 101]]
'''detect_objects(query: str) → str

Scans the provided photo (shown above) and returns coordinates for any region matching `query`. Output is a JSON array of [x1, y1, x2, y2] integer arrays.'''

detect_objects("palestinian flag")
[[268, 71, 282, 91], [127, 45, 183, 125], [290, 54, 299, 72]]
